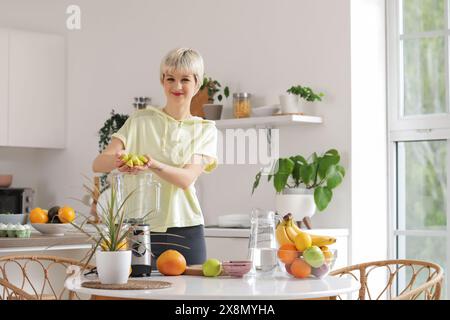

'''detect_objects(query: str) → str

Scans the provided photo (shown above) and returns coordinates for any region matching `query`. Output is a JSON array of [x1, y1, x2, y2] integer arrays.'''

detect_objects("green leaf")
[[299, 164, 314, 185], [314, 187, 333, 211], [224, 86, 230, 98], [289, 156, 301, 184], [251, 171, 262, 195], [273, 158, 294, 192], [324, 149, 340, 163], [325, 165, 344, 189], [218, 94, 223, 101], [274, 174, 290, 193]]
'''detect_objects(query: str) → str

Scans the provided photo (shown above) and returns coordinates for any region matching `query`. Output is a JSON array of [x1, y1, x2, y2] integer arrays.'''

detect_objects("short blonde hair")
[[160, 48, 204, 90]]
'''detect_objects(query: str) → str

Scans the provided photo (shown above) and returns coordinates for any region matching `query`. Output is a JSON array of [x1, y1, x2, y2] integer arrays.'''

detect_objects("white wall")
[[0, 0, 353, 232], [350, 0, 387, 264]]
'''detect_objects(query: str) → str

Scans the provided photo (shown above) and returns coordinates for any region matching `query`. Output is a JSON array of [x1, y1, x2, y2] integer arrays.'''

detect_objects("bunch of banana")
[[275, 213, 336, 247]]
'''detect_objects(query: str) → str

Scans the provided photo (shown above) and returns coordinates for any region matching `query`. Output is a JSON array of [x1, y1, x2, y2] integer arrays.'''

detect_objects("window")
[[388, 0, 450, 298]]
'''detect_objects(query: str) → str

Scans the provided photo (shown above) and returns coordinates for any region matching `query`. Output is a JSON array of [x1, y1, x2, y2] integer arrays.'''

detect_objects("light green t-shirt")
[[111, 106, 218, 232]]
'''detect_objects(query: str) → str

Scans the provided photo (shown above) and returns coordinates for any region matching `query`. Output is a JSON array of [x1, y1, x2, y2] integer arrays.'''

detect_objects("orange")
[[290, 258, 311, 279], [277, 243, 298, 264], [58, 206, 76, 223], [29, 207, 48, 224], [156, 250, 186, 276]]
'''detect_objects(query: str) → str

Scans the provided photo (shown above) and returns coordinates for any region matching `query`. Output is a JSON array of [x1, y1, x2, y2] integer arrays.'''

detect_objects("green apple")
[[202, 258, 222, 277], [303, 245, 325, 268]]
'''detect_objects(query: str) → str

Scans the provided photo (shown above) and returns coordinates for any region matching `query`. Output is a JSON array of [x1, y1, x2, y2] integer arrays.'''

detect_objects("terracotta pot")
[[0, 175, 13, 188], [190, 88, 210, 118]]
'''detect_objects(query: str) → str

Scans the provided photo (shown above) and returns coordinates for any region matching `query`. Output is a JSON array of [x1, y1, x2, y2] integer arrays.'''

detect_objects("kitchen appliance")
[[128, 223, 152, 277], [110, 172, 161, 277], [0, 188, 34, 214]]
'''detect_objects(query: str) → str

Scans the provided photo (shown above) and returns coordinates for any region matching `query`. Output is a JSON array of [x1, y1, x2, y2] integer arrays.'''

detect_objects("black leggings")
[[150, 224, 206, 267]]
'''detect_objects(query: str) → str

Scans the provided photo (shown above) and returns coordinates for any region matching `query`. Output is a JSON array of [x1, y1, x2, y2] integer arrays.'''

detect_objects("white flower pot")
[[279, 94, 299, 113], [96, 250, 131, 284], [297, 100, 316, 115], [275, 188, 316, 221]]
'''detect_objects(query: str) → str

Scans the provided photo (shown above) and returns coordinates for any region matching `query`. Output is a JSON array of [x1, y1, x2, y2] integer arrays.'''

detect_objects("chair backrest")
[[329, 259, 443, 300], [0, 255, 94, 300]]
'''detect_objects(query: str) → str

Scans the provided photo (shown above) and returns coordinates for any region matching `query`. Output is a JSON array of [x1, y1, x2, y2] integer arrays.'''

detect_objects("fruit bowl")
[[222, 261, 252, 277], [277, 246, 337, 279], [31, 223, 73, 236]]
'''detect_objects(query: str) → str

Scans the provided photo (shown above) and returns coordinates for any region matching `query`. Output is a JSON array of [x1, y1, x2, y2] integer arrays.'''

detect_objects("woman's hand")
[[115, 151, 130, 172]]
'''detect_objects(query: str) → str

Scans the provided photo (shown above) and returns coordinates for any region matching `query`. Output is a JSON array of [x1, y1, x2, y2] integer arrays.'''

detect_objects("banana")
[[275, 220, 294, 246], [309, 234, 336, 246], [284, 219, 299, 243], [290, 219, 303, 234]]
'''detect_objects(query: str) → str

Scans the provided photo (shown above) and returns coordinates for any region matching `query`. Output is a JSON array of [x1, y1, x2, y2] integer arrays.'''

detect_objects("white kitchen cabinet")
[[0, 29, 7, 146], [0, 28, 66, 148]]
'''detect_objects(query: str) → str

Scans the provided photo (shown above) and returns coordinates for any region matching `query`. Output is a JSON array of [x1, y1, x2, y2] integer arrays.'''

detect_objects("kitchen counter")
[[204, 226, 349, 238], [0, 231, 91, 253]]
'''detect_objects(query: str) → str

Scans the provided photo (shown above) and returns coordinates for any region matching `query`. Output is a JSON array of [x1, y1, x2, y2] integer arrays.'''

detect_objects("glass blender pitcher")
[[247, 208, 278, 275], [110, 172, 161, 224]]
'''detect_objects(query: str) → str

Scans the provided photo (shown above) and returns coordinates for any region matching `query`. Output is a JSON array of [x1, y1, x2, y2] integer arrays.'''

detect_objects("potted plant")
[[279, 85, 324, 115], [71, 183, 137, 285], [190, 75, 230, 120], [251, 149, 345, 226]]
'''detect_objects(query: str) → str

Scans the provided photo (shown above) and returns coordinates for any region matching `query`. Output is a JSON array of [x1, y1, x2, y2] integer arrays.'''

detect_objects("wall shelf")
[[214, 114, 323, 129]]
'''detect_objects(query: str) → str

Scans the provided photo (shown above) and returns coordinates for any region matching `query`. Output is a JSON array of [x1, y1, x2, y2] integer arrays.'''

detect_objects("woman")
[[92, 48, 218, 265]]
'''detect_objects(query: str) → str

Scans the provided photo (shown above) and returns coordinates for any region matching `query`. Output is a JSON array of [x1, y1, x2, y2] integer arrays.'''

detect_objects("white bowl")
[[252, 105, 280, 117], [31, 223, 72, 236]]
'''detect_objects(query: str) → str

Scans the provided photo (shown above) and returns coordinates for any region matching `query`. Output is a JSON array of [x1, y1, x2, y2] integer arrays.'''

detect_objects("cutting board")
[[183, 265, 203, 276]]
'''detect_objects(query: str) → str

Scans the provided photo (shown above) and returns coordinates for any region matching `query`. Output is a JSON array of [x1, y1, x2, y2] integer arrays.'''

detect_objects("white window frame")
[[387, 0, 450, 297]]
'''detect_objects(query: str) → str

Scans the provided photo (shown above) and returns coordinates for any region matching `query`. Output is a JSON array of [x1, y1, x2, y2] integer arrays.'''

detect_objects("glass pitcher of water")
[[247, 208, 278, 274], [109, 172, 161, 224]]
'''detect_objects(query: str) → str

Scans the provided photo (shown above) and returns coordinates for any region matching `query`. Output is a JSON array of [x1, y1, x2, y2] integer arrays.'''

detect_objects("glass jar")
[[233, 92, 252, 118]]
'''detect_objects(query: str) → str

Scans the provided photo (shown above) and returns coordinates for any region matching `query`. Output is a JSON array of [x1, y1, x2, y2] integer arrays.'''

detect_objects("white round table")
[[65, 270, 360, 300]]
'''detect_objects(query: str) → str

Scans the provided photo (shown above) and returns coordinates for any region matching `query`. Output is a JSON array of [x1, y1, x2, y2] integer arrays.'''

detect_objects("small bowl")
[[0, 213, 29, 225], [277, 248, 337, 279], [31, 223, 72, 236], [222, 261, 252, 277], [0, 175, 13, 188], [251, 105, 280, 117]]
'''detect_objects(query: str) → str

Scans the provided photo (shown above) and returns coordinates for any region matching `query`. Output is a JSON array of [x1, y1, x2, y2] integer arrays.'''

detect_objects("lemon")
[[294, 231, 312, 252]]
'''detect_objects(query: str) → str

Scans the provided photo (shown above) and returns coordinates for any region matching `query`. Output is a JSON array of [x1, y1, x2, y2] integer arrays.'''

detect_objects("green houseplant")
[[200, 75, 230, 120], [252, 149, 345, 213], [279, 85, 324, 115], [286, 85, 324, 102]]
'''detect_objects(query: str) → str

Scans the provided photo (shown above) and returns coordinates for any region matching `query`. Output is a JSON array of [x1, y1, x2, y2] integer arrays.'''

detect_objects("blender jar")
[[109, 172, 161, 224]]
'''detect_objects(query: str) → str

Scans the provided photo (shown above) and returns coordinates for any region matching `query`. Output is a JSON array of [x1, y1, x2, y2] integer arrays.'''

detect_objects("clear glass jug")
[[109, 172, 161, 224], [247, 208, 278, 274]]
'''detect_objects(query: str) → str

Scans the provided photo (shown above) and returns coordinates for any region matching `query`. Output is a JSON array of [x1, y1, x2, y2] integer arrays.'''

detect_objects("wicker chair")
[[0, 255, 94, 300], [329, 259, 444, 300]]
